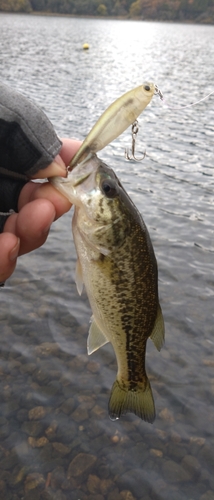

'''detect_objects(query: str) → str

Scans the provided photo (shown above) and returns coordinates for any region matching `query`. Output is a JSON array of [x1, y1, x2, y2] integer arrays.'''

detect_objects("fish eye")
[[101, 179, 118, 198], [144, 84, 150, 91]]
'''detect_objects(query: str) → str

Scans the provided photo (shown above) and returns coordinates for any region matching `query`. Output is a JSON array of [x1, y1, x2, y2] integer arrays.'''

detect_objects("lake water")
[[0, 12, 214, 500]]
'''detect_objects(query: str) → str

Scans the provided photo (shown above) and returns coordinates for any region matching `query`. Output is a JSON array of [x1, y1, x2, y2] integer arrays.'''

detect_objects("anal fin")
[[150, 304, 165, 352], [87, 317, 109, 355]]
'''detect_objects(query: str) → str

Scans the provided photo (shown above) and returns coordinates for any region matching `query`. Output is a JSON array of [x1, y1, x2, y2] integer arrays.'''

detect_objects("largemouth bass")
[[52, 154, 165, 423]]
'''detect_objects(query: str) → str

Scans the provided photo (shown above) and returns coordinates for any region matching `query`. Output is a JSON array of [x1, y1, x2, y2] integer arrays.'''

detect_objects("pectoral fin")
[[75, 259, 84, 295], [87, 317, 109, 355], [150, 305, 165, 352]]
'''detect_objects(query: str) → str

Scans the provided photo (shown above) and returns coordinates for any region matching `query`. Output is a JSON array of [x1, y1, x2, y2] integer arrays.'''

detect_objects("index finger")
[[59, 138, 82, 166], [30, 139, 82, 180]]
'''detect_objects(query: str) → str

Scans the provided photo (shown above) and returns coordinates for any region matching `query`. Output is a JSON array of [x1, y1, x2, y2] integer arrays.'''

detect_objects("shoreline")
[[0, 10, 214, 25]]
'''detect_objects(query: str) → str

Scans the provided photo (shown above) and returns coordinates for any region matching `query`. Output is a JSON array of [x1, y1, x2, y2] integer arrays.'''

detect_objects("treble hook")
[[125, 120, 146, 162], [154, 84, 164, 101]]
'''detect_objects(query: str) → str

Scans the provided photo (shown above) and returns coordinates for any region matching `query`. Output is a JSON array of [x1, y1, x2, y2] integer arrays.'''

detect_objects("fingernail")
[[51, 160, 67, 176], [9, 238, 20, 262], [54, 154, 65, 167]]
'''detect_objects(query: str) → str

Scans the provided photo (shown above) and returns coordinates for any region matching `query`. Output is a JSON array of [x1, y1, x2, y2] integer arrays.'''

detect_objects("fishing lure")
[[69, 82, 163, 169]]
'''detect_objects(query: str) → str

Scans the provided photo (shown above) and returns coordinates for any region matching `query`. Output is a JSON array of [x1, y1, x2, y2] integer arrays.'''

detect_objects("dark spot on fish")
[[98, 253, 106, 263], [98, 197, 104, 214], [144, 84, 150, 91]]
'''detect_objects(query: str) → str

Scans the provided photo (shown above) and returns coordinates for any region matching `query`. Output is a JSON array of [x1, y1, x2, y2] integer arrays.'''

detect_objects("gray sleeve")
[[0, 81, 63, 233], [0, 81, 62, 179]]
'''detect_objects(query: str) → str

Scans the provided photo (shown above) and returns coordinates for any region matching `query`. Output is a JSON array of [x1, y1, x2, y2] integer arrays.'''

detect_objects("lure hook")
[[154, 84, 164, 101], [125, 120, 146, 162]]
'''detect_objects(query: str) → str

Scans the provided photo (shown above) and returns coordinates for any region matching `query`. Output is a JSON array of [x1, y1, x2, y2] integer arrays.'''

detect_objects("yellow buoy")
[[83, 43, 89, 50]]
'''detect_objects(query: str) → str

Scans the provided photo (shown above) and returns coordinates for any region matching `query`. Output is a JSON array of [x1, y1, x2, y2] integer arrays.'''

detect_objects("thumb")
[[0, 233, 20, 283], [31, 155, 67, 180]]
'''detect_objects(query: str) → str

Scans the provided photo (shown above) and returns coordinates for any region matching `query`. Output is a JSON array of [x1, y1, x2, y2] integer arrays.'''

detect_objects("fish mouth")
[[72, 171, 91, 187], [50, 153, 100, 205]]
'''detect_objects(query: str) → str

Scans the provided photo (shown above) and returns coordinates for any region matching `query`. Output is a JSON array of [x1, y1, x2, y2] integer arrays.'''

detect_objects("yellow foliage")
[[97, 3, 107, 15], [129, 0, 141, 16], [0, 0, 31, 11]]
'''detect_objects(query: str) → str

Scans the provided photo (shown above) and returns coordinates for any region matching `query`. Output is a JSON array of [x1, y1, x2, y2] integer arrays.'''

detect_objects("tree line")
[[0, 0, 214, 22]]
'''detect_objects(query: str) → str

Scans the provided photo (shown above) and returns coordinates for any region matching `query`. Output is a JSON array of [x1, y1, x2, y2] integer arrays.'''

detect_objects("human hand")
[[0, 138, 81, 284]]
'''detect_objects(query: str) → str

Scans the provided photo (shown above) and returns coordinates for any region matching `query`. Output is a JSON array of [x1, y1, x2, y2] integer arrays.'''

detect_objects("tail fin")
[[108, 377, 155, 423]]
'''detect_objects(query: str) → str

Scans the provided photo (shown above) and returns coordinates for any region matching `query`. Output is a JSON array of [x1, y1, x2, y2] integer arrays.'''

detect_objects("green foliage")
[[30, 0, 46, 10], [111, 0, 129, 15], [179, 0, 214, 17], [0, 0, 213, 21]]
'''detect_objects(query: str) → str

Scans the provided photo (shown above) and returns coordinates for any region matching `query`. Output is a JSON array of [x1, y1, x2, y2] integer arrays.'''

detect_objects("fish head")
[[52, 153, 132, 251]]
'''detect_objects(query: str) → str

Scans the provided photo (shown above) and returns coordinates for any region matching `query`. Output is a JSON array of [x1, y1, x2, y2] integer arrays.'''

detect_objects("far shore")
[[0, 10, 214, 25]]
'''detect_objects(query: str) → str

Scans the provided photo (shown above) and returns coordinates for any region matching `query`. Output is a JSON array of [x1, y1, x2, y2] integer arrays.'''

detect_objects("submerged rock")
[[24, 472, 45, 493], [67, 453, 97, 480], [28, 436, 49, 448], [50, 466, 66, 489], [52, 442, 71, 456], [162, 459, 192, 483], [34, 342, 60, 357], [28, 406, 47, 420], [71, 405, 89, 422], [181, 454, 201, 479], [21, 421, 44, 437], [200, 492, 214, 500], [87, 474, 101, 493], [120, 491, 136, 500]]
